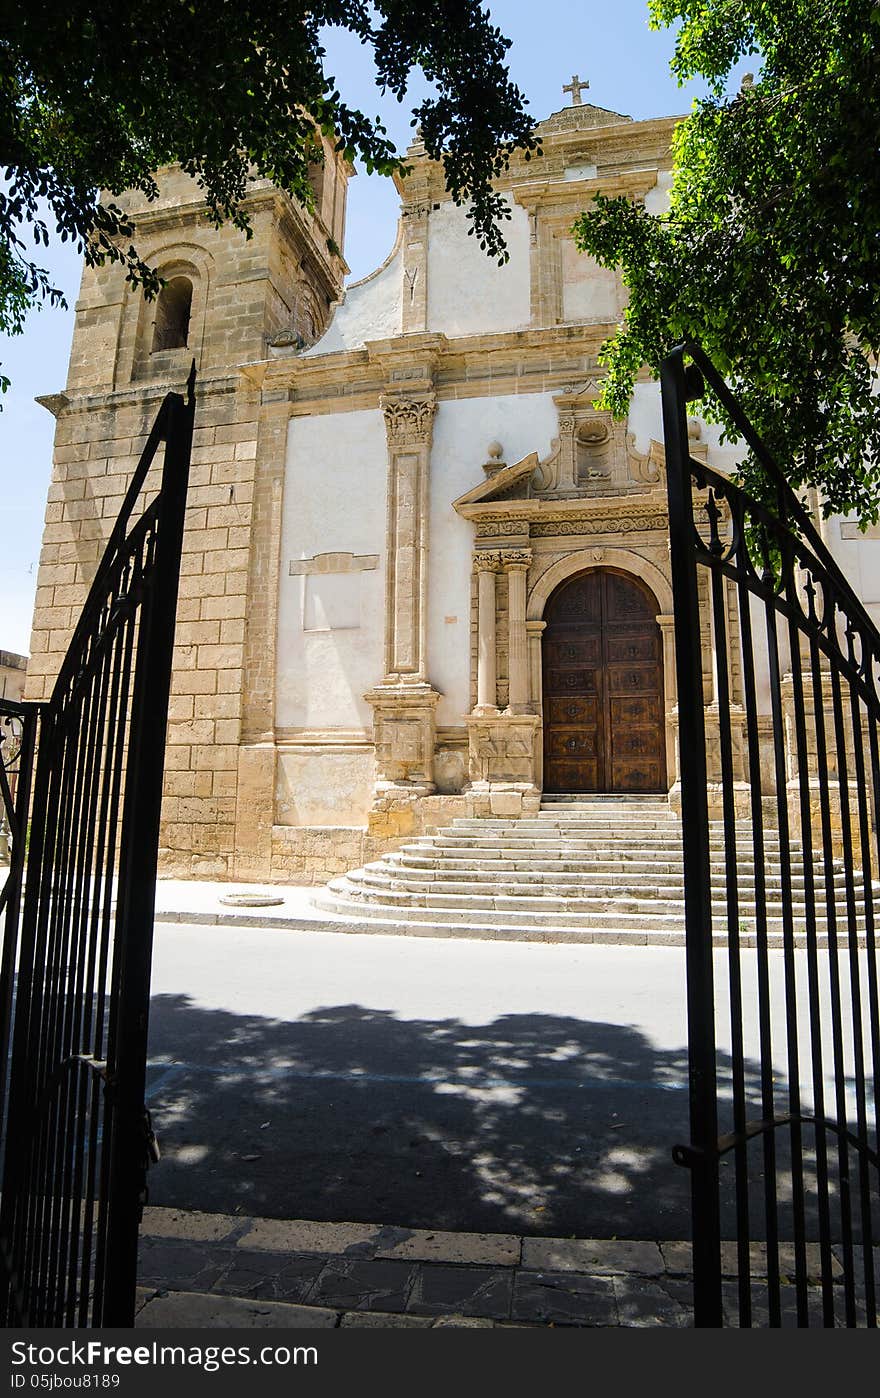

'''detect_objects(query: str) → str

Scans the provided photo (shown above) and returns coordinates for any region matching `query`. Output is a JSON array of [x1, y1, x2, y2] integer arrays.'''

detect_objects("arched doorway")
[[542, 568, 666, 793]]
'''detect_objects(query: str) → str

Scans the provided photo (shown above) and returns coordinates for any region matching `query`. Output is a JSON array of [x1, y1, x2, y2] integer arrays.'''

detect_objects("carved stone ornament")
[[473, 550, 502, 572], [499, 548, 533, 569], [531, 511, 668, 537], [380, 394, 437, 446], [466, 713, 541, 787]]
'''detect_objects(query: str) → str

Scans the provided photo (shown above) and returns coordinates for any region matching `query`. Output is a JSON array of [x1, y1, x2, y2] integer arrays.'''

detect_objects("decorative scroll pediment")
[[453, 398, 711, 523], [452, 453, 540, 511]]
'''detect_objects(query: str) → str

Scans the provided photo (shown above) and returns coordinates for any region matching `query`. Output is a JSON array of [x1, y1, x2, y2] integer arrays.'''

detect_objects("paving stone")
[[309, 1258, 417, 1313], [241, 1218, 381, 1255], [659, 1241, 692, 1275], [521, 1238, 665, 1276], [134, 1287, 156, 1316], [430, 1315, 496, 1328], [137, 1239, 232, 1292], [212, 1252, 326, 1304], [720, 1280, 817, 1328], [720, 1241, 843, 1281], [830, 1243, 877, 1288], [374, 1227, 519, 1267], [136, 1290, 339, 1329], [339, 1311, 435, 1329], [511, 1271, 618, 1326], [407, 1264, 514, 1320], [613, 1276, 693, 1328], [141, 1207, 242, 1243]]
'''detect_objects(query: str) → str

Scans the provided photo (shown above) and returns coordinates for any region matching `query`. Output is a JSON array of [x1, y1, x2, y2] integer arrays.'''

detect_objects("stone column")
[[526, 619, 547, 790], [657, 612, 677, 797], [474, 551, 500, 714], [503, 549, 533, 714], [378, 392, 436, 681], [365, 391, 441, 825]]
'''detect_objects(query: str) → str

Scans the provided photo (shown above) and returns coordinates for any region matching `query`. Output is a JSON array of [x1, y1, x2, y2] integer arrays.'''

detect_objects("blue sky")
[[0, 1, 747, 655]]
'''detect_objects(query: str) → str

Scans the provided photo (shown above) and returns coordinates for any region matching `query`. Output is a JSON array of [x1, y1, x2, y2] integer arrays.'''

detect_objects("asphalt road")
[[144, 924, 870, 1241]]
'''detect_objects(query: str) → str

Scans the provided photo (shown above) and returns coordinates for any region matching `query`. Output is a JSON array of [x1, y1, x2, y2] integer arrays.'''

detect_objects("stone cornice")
[[456, 489, 668, 526], [128, 185, 348, 287], [392, 114, 681, 208], [249, 324, 657, 414], [37, 372, 241, 419], [512, 169, 661, 213]]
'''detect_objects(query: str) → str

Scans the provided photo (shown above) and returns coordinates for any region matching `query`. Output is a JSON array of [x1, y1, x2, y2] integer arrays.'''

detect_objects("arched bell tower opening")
[[541, 568, 666, 794], [151, 275, 193, 351]]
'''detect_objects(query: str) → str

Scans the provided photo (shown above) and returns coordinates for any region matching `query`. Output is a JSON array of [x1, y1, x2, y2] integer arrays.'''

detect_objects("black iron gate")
[[662, 344, 879, 1326], [0, 371, 195, 1327]]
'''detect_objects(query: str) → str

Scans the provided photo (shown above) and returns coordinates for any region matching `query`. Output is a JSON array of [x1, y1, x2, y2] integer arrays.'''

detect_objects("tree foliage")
[[573, 0, 880, 523], [0, 0, 537, 392]]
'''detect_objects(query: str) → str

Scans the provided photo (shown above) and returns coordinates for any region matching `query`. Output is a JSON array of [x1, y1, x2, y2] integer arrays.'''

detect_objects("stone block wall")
[[25, 376, 263, 880]]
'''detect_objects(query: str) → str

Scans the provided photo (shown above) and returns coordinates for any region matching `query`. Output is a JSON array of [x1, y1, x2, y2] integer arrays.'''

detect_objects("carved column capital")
[[473, 549, 502, 573], [380, 393, 437, 447], [499, 548, 533, 572]]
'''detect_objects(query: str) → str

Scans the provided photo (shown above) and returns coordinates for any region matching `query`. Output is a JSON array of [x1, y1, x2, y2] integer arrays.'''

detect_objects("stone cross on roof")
[[563, 74, 589, 105]]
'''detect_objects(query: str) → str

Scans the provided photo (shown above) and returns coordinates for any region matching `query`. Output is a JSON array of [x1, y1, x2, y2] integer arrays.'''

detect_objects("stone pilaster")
[[473, 550, 500, 714], [379, 392, 436, 681], [365, 390, 441, 824], [465, 546, 538, 818], [400, 137, 430, 334], [502, 549, 533, 714]]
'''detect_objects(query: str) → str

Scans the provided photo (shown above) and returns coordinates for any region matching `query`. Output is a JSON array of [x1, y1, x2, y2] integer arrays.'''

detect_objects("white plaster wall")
[[427, 199, 530, 336], [627, 382, 664, 453], [277, 409, 387, 731], [644, 169, 673, 216], [427, 393, 560, 727], [304, 237, 403, 354], [628, 380, 742, 473], [822, 519, 880, 629]]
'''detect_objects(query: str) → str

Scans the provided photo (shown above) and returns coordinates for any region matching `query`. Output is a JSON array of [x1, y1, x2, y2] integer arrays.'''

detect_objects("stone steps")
[[311, 797, 866, 947], [396, 854, 798, 874], [327, 876, 856, 923], [346, 868, 851, 898]]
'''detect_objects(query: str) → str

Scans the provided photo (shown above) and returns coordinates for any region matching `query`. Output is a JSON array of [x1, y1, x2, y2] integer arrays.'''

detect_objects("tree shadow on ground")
[[145, 995, 841, 1242]]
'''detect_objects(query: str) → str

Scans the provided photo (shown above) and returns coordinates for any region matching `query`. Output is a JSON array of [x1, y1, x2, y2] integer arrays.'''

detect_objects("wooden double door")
[[542, 569, 667, 794]]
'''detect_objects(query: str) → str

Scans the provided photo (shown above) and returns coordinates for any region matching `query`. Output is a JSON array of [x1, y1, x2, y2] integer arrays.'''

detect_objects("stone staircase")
[[311, 795, 865, 947]]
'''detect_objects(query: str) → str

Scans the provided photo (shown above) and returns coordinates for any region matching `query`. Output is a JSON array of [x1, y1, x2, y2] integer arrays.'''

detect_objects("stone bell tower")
[[26, 143, 352, 879]]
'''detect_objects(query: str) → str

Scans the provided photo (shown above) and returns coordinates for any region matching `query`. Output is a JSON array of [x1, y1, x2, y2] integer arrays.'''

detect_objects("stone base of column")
[[367, 781, 437, 839], [465, 712, 541, 819], [365, 682, 441, 823]]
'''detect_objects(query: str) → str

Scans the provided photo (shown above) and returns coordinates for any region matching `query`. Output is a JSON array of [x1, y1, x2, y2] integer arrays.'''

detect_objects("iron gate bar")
[[0, 367, 195, 1327], [660, 349, 722, 1327], [663, 342, 880, 1328], [733, 550, 782, 1322], [0, 698, 38, 1130]]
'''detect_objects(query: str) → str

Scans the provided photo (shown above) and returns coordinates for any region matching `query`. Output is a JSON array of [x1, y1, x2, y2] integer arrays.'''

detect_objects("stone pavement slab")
[[521, 1238, 664, 1276], [136, 1205, 878, 1329], [511, 1271, 617, 1326], [136, 1291, 338, 1329], [406, 1264, 514, 1320]]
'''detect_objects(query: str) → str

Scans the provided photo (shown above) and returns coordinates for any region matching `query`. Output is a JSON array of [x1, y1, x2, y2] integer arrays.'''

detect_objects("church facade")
[[25, 94, 880, 882]]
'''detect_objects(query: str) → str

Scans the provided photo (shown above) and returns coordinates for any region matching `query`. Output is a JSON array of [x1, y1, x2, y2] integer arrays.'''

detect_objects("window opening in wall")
[[151, 276, 193, 351]]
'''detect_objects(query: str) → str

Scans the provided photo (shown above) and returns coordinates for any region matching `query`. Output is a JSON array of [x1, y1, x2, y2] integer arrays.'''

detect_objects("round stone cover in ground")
[[219, 893, 285, 907]]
